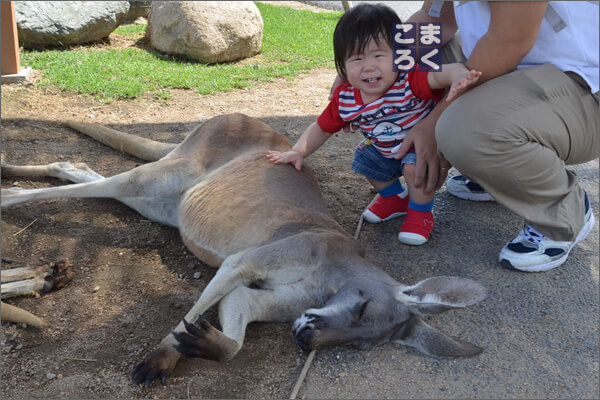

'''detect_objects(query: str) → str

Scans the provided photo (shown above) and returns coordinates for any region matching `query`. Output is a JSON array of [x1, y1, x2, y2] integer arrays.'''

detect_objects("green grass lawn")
[[20, 3, 342, 103]]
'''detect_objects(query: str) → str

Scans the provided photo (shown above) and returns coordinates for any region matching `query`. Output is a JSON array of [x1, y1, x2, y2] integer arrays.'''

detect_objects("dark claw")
[[130, 364, 167, 388], [196, 315, 210, 330], [173, 316, 212, 358], [172, 332, 199, 358], [131, 365, 141, 382], [172, 331, 196, 348], [130, 361, 156, 386], [181, 317, 207, 338], [185, 317, 208, 339], [130, 349, 170, 387]]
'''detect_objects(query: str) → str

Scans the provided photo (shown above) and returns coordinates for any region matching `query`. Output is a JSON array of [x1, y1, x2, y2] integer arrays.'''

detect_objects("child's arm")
[[427, 63, 482, 102], [266, 122, 332, 171]]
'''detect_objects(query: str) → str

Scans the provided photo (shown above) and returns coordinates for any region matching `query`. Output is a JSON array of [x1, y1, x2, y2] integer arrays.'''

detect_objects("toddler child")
[[267, 3, 480, 245]]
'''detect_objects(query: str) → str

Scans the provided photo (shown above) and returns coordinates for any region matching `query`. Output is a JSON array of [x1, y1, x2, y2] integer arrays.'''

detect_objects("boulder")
[[146, 1, 263, 64], [15, 1, 130, 48]]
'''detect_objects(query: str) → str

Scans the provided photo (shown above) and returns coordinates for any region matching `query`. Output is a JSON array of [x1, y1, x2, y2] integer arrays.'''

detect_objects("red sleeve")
[[316, 84, 348, 134], [407, 71, 444, 102]]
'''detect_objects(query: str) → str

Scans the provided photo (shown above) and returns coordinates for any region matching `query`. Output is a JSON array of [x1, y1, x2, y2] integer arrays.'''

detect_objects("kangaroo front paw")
[[172, 316, 239, 362], [131, 346, 178, 387]]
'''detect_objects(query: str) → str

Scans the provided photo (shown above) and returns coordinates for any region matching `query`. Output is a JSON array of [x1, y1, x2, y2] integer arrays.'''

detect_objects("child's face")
[[344, 36, 398, 103]]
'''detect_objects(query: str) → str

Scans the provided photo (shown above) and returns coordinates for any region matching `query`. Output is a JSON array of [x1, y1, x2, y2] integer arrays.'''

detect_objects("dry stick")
[[62, 356, 97, 362], [289, 194, 378, 399], [289, 349, 316, 400], [12, 218, 38, 236], [26, 122, 50, 131], [354, 194, 379, 240], [354, 216, 365, 240]]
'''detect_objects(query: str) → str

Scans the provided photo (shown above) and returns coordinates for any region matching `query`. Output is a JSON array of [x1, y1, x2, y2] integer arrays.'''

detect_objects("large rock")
[[15, 1, 130, 48], [146, 1, 263, 64]]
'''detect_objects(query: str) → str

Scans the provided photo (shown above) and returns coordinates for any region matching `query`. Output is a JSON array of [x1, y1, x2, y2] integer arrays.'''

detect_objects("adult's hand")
[[394, 99, 451, 193]]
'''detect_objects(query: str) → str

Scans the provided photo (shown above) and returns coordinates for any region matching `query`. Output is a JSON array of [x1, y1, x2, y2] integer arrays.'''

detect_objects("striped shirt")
[[317, 71, 443, 158]]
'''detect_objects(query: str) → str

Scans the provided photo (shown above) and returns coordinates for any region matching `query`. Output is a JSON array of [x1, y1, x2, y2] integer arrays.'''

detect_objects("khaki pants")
[[437, 38, 600, 241]]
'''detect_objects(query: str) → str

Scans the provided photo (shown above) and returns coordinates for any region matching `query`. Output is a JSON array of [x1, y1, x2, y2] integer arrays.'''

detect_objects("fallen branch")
[[353, 194, 378, 240], [62, 356, 98, 362], [289, 349, 316, 400], [12, 218, 38, 237]]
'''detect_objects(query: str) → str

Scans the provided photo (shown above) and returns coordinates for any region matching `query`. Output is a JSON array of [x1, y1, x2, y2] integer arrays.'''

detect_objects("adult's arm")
[[406, 1, 458, 45], [466, 1, 547, 84], [398, 1, 548, 193]]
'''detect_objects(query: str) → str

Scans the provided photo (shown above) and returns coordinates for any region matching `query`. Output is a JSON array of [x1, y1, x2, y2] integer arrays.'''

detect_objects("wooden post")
[[1, 1, 21, 75]]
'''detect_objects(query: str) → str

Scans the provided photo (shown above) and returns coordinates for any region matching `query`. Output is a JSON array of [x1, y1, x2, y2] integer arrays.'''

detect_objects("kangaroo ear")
[[396, 276, 487, 315], [391, 314, 483, 357]]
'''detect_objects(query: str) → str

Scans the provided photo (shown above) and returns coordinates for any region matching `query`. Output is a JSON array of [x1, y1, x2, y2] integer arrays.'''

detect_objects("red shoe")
[[362, 191, 409, 223], [398, 210, 434, 245]]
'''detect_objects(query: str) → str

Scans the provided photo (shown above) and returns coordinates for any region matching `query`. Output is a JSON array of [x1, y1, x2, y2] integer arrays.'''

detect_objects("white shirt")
[[454, 1, 599, 93]]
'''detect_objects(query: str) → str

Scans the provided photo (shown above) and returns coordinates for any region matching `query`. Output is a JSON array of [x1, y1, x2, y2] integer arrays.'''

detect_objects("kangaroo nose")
[[293, 313, 319, 351], [294, 327, 314, 352]]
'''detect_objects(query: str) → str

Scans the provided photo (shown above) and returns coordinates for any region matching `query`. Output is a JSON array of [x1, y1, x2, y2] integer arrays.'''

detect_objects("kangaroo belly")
[[177, 154, 339, 267]]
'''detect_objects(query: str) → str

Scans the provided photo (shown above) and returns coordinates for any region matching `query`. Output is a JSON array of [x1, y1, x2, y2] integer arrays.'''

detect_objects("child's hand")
[[266, 150, 305, 171], [446, 69, 482, 102]]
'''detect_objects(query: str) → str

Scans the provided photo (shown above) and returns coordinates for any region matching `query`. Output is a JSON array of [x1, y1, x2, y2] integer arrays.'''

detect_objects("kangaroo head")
[[293, 276, 487, 357]]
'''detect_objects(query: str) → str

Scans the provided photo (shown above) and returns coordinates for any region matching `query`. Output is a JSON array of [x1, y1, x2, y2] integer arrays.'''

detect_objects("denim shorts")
[[351, 143, 417, 182]]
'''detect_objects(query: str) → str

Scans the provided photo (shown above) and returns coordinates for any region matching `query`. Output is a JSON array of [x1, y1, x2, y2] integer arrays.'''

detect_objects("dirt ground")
[[0, 21, 378, 398], [2, 5, 599, 399]]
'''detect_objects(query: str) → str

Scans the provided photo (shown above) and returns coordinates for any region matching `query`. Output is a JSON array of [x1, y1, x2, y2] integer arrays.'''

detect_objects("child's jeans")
[[351, 142, 416, 182]]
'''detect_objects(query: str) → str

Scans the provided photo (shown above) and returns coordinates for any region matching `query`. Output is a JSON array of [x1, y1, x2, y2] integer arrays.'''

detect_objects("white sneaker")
[[446, 175, 494, 202], [499, 194, 595, 272]]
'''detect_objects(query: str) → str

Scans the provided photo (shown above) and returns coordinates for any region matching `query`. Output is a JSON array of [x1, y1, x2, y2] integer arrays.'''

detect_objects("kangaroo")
[[1, 113, 487, 387]]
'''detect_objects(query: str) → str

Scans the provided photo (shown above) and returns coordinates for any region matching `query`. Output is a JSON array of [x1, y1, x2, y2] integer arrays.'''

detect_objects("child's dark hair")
[[333, 3, 401, 80]]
